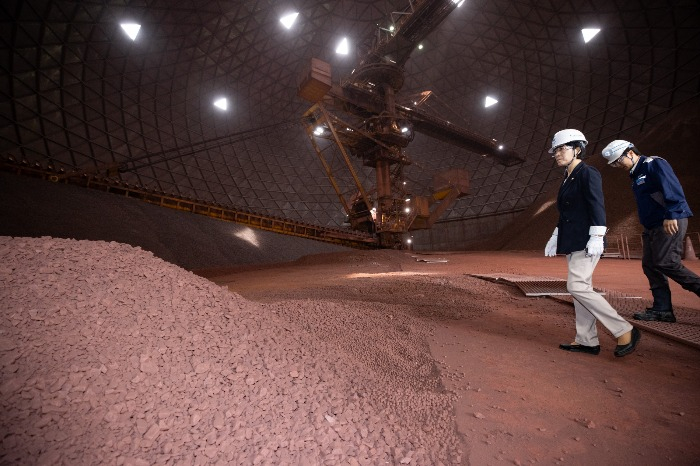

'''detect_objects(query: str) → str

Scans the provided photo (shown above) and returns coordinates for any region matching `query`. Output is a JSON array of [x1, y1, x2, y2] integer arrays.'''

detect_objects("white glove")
[[544, 227, 558, 257], [585, 226, 607, 256]]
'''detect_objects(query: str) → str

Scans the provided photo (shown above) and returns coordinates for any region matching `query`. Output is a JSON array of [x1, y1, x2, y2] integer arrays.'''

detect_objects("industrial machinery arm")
[[298, 0, 524, 247]]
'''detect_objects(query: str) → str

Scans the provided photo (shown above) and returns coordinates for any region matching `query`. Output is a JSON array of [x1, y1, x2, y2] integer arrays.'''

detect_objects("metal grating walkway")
[[470, 273, 606, 296], [470, 273, 700, 350]]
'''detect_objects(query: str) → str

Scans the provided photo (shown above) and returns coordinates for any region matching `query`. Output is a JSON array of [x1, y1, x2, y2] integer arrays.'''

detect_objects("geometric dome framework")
[[1, 0, 699, 228]]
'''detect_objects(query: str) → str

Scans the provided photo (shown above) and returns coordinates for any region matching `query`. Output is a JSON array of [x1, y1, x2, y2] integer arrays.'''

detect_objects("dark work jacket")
[[556, 161, 607, 254], [629, 155, 693, 229]]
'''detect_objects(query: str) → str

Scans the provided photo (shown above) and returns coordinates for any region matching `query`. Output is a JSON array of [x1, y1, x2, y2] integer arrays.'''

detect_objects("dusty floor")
[[2, 238, 699, 465], [204, 249, 700, 466]]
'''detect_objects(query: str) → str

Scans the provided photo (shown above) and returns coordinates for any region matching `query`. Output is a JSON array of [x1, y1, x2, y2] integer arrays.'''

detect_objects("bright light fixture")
[[452, 0, 465, 6], [418, 44, 423, 50], [280, 12, 299, 29], [120, 23, 141, 41], [581, 28, 600, 43], [213, 98, 228, 111], [484, 96, 498, 107], [336, 37, 349, 55], [314, 126, 324, 135]]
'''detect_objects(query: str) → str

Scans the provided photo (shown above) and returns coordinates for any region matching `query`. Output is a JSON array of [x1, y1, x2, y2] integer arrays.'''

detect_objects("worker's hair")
[[571, 140, 587, 159]]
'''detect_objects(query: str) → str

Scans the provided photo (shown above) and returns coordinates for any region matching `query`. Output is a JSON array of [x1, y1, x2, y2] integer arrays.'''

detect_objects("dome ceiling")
[[1, 0, 698, 227]]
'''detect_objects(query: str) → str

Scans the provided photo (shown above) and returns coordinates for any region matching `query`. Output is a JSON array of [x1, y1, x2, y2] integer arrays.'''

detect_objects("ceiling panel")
[[1, 0, 698, 228]]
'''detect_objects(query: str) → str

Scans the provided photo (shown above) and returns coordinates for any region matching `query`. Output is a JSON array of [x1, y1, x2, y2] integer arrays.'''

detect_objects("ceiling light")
[[120, 23, 141, 41], [280, 12, 299, 29], [213, 98, 228, 111], [336, 37, 349, 55], [314, 126, 324, 135], [417, 44, 423, 50], [484, 96, 498, 107], [452, 0, 466, 6], [581, 28, 600, 43]]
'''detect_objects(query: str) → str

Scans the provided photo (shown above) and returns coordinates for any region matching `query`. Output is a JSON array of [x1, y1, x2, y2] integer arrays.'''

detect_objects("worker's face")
[[552, 145, 577, 167], [610, 150, 634, 170]]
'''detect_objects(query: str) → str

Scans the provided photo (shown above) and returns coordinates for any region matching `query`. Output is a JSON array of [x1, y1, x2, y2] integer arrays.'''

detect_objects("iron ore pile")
[[0, 236, 462, 465]]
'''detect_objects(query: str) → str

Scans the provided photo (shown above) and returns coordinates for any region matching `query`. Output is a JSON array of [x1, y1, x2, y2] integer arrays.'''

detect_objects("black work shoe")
[[614, 328, 641, 357], [559, 343, 601, 355], [633, 309, 676, 323]]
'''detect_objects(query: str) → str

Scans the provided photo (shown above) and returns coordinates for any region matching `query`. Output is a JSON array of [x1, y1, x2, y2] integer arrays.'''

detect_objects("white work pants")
[[566, 250, 633, 346]]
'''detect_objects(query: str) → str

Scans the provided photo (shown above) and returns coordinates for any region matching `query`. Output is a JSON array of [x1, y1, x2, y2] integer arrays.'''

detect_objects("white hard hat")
[[601, 140, 633, 164], [548, 129, 588, 153]]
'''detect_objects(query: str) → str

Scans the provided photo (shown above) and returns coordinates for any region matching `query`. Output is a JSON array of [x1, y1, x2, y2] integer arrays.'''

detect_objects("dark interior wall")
[[0, 172, 350, 271], [411, 211, 521, 251]]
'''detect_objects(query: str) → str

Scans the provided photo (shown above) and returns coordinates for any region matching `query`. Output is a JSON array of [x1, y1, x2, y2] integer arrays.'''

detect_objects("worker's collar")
[[564, 158, 582, 177], [630, 155, 642, 174]]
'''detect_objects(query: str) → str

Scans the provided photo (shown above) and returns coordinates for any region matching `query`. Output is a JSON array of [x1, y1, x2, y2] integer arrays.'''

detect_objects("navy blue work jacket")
[[629, 155, 693, 229], [556, 161, 607, 254]]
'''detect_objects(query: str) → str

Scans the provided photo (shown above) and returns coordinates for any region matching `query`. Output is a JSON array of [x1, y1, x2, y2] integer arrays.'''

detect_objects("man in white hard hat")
[[601, 140, 700, 322]]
